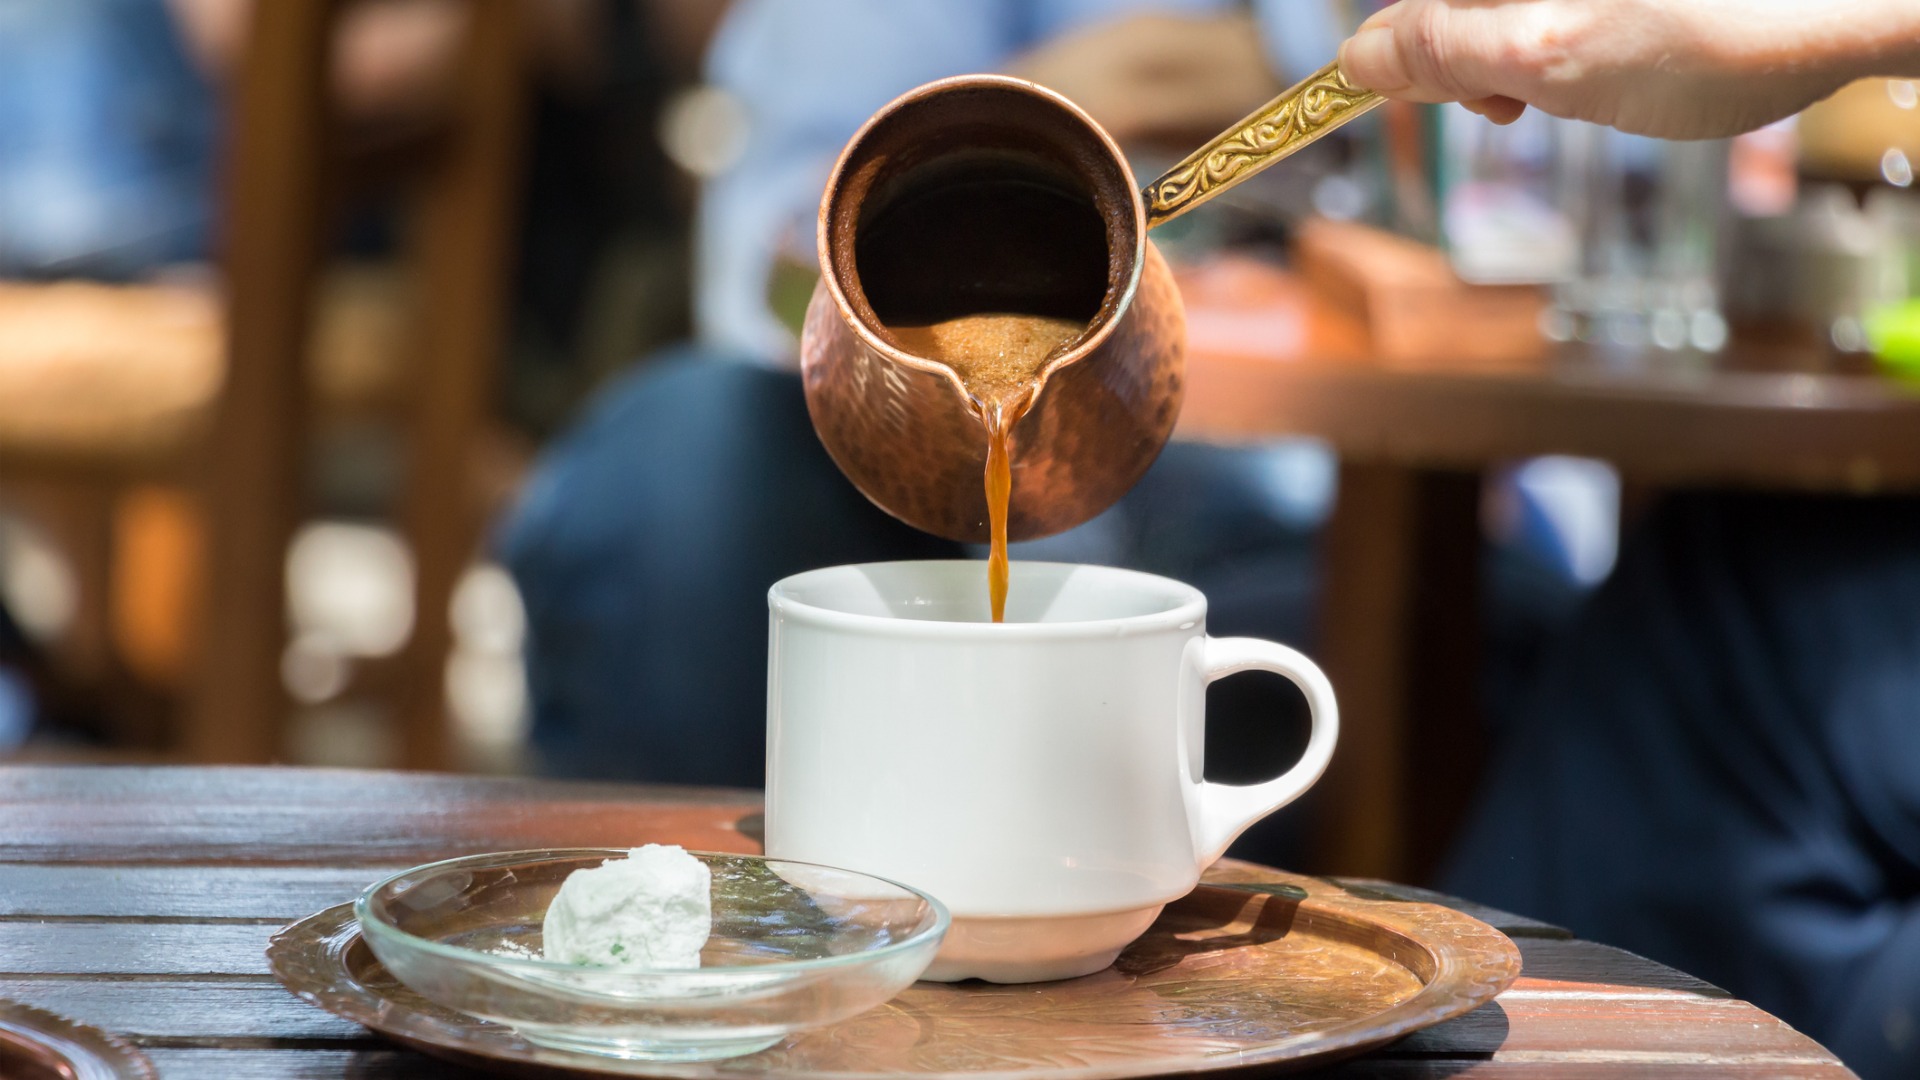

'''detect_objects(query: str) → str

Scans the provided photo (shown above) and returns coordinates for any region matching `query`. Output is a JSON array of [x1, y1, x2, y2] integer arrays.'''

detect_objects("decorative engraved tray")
[[268, 862, 1519, 1078]]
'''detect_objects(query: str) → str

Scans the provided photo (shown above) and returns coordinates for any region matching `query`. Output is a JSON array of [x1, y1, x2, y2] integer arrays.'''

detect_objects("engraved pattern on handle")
[[1144, 62, 1383, 229]]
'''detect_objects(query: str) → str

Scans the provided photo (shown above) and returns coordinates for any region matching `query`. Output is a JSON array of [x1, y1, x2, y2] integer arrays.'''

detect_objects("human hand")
[[1007, 12, 1282, 145], [1338, 0, 1920, 139]]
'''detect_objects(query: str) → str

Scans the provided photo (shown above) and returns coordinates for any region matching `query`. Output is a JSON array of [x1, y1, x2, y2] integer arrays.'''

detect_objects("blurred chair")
[[0, 0, 528, 767]]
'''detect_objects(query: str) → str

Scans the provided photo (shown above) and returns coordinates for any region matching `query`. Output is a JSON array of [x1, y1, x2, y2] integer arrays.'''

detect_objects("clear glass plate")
[[353, 849, 948, 1061]]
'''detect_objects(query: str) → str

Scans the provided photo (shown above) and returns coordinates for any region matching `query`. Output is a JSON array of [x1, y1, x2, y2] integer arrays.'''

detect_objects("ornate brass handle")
[[1143, 61, 1383, 230]]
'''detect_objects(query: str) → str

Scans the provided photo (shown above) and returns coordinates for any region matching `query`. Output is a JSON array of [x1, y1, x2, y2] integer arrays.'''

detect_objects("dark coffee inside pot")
[[855, 161, 1109, 328]]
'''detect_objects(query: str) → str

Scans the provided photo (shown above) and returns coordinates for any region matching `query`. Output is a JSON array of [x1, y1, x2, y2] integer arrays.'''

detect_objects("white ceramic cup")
[[764, 561, 1338, 983]]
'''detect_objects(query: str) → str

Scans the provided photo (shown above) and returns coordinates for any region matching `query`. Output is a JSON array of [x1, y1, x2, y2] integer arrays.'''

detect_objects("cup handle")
[[1187, 637, 1340, 868]]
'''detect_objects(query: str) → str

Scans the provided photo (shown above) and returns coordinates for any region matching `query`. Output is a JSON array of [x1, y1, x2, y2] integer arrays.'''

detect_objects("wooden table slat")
[[1392, 998, 1836, 1060], [0, 765, 756, 807], [142, 1049, 471, 1080], [1513, 939, 1730, 998], [0, 866, 402, 919], [0, 977, 369, 1040], [0, 801, 760, 864], [0, 922, 277, 976], [140, 1053, 468, 1076]]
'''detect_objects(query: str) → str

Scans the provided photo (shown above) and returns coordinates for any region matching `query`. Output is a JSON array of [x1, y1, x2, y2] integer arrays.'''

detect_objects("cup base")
[[920, 904, 1164, 983]]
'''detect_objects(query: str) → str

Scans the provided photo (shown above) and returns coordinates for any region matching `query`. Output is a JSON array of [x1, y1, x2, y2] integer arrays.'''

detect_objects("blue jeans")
[[1443, 490, 1920, 1080], [0, 0, 214, 276]]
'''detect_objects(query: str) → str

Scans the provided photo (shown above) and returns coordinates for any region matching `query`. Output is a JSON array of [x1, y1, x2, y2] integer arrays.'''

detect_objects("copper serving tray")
[[268, 862, 1519, 1078]]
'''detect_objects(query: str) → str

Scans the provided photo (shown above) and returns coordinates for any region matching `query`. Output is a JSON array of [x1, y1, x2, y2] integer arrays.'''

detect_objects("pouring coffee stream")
[[888, 314, 1085, 621], [803, 62, 1381, 620]]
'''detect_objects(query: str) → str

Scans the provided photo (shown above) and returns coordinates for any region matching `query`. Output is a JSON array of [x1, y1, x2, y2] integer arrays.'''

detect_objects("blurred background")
[[4, 2, 1918, 783], [2, 6, 1919, 1060]]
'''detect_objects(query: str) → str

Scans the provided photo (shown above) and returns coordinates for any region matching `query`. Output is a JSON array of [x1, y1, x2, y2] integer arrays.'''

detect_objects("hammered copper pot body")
[[801, 76, 1186, 543]]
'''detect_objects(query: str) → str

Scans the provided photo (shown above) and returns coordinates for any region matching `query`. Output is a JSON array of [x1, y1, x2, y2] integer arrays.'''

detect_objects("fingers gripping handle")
[[1189, 637, 1339, 867]]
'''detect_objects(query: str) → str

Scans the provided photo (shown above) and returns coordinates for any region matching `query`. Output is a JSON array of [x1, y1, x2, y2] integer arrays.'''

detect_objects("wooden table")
[[1175, 260, 1920, 883], [0, 766, 1855, 1077]]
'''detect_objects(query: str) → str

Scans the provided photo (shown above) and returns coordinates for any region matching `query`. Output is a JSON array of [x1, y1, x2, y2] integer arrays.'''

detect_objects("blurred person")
[[500, 0, 1357, 797], [1334, 2, 1920, 1075]]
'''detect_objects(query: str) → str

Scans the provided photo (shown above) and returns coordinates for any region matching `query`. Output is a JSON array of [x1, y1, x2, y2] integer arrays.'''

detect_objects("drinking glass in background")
[[1435, 106, 1572, 285], [1543, 125, 1732, 357], [1435, 107, 1731, 358]]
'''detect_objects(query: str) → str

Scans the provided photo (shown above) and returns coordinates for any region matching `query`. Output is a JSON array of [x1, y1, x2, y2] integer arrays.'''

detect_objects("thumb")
[[1339, 22, 1413, 94], [1339, 1, 1513, 105]]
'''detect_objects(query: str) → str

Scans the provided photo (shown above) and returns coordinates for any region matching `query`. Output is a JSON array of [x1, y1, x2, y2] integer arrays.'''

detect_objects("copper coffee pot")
[[801, 63, 1380, 542]]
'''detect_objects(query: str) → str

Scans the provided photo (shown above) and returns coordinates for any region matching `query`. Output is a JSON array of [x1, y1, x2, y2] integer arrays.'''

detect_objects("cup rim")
[[354, 848, 951, 978], [767, 560, 1207, 637]]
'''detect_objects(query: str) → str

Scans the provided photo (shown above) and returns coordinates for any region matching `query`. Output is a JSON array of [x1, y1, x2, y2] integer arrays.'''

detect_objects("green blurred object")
[[768, 257, 822, 341], [1868, 299, 1920, 377]]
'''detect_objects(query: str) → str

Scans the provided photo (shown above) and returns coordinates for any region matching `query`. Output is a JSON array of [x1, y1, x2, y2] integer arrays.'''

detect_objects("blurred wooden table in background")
[[1176, 256, 1920, 883], [0, 766, 1858, 1078]]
